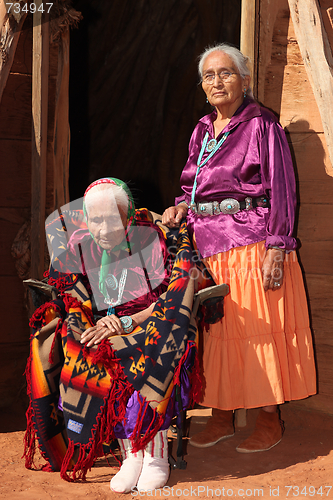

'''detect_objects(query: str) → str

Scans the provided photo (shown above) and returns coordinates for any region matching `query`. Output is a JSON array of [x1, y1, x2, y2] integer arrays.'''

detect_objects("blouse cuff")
[[265, 235, 297, 252], [175, 194, 186, 206]]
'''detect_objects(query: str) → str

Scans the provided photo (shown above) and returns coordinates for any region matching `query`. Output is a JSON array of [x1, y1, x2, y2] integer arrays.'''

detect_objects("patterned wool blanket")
[[23, 212, 203, 482]]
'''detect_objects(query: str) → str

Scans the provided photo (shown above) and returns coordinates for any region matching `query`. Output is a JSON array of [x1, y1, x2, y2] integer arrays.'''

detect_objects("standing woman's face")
[[86, 190, 128, 251], [201, 51, 250, 111]]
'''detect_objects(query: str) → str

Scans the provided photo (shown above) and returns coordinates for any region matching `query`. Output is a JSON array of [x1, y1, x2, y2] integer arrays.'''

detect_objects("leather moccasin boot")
[[236, 409, 283, 453], [189, 409, 234, 448]]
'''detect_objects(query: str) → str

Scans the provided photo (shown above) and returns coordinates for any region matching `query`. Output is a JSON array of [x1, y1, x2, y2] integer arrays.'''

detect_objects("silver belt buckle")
[[197, 202, 213, 216], [189, 203, 198, 214], [220, 198, 240, 214]]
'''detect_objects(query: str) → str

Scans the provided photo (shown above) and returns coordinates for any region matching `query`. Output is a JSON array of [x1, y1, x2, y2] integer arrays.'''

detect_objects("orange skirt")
[[200, 240, 317, 410]]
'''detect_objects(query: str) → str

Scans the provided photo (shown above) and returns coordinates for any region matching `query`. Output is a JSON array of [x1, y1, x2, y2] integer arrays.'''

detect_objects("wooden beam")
[[0, 1, 27, 103], [288, 0, 333, 175], [31, 2, 49, 279], [240, 0, 259, 98], [52, 30, 70, 209]]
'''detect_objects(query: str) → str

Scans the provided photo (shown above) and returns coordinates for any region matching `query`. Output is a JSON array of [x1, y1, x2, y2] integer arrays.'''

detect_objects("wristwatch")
[[120, 316, 134, 333]]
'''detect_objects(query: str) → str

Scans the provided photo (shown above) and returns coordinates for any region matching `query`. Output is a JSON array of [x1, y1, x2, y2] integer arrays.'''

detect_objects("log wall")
[[0, 16, 33, 407], [257, 0, 333, 414], [0, 11, 70, 406]]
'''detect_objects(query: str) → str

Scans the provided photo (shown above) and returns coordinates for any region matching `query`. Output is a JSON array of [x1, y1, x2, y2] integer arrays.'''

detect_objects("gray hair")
[[85, 183, 129, 218], [198, 43, 253, 98]]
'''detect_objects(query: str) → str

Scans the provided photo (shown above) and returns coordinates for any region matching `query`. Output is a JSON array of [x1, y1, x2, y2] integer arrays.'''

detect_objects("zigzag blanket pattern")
[[23, 214, 201, 481]]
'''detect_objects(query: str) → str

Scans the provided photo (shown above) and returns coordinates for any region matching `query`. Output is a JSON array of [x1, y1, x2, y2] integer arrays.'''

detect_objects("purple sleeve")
[[175, 194, 186, 205], [260, 120, 297, 251]]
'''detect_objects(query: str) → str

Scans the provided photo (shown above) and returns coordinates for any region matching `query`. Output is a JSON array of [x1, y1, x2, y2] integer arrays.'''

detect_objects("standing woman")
[[162, 43, 316, 453]]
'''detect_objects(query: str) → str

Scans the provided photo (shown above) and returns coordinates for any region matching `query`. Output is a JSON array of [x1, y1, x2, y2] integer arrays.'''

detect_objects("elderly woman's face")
[[202, 51, 249, 110], [86, 191, 127, 251]]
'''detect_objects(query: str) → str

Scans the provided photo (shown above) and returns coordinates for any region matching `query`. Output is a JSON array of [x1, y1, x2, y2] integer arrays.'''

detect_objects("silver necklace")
[[103, 268, 127, 307]]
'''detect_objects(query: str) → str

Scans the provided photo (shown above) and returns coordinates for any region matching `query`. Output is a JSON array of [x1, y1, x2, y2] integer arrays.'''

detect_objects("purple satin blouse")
[[175, 98, 297, 258]]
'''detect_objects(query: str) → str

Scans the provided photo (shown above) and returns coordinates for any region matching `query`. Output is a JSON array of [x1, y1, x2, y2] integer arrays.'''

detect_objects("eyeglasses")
[[202, 71, 240, 84]]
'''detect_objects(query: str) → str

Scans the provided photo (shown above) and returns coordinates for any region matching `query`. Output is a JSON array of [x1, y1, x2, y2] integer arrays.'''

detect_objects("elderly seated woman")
[[24, 178, 200, 493]]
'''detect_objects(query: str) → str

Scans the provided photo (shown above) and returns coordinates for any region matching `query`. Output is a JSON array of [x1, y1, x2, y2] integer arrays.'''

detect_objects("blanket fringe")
[[131, 398, 164, 453], [188, 343, 202, 405], [95, 341, 166, 453], [60, 340, 135, 481], [29, 301, 62, 330], [62, 294, 94, 326], [22, 341, 37, 469], [49, 317, 63, 364], [173, 340, 202, 405], [45, 269, 80, 293], [60, 440, 75, 481]]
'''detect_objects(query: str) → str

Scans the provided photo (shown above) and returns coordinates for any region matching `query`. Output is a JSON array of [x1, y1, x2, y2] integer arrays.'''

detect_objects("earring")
[[243, 88, 247, 98], [206, 97, 209, 104]]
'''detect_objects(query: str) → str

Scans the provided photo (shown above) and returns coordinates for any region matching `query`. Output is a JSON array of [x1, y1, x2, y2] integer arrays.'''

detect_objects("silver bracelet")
[[268, 245, 285, 251], [120, 316, 133, 333]]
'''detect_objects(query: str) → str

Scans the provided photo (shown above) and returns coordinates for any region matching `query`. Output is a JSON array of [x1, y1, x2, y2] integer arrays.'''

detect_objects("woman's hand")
[[261, 248, 285, 292], [162, 204, 188, 228], [80, 314, 125, 347]]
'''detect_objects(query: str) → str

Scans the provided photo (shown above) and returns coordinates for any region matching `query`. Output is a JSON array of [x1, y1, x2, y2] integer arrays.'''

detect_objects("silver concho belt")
[[189, 196, 269, 216]]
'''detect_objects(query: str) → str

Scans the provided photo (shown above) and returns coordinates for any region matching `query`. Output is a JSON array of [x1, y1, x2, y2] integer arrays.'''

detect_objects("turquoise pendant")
[[206, 138, 217, 153]]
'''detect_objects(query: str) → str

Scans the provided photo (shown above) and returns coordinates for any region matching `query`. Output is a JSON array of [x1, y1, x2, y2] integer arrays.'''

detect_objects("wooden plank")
[[280, 65, 324, 133], [298, 179, 333, 204], [288, 0, 333, 175], [31, 4, 49, 279], [0, 73, 32, 140], [298, 180, 333, 204], [0, 341, 30, 406], [10, 14, 33, 75], [321, 0, 333, 49], [0, 1, 27, 103], [291, 344, 333, 415], [0, 276, 30, 339], [0, 139, 31, 207], [48, 37, 60, 77], [258, 1, 326, 132], [298, 241, 333, 275], [52, 30, 70, 209], [0, 207, 29, 225], [264, 63, 324, 133], [43, 31, 70, 213], [297, 204, 333, 241], [288, 131, 332, 181], [240, 0, 259, 96], [0, 218, 25, 276], [305, 274, 333, 347], [257, 0, 289, 104]]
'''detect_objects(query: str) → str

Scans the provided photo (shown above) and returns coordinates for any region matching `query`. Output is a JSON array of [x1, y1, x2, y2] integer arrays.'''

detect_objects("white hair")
[[85, 183, 129, 218], [198, 43, 253, 98]]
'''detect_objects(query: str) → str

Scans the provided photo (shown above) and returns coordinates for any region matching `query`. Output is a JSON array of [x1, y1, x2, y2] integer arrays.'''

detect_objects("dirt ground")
[[1, 400, 333, 500]]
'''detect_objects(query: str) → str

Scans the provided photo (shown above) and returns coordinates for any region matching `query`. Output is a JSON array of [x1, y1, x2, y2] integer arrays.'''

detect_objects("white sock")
[[137, 430, 170, 491], [110, 439, 143, 494]]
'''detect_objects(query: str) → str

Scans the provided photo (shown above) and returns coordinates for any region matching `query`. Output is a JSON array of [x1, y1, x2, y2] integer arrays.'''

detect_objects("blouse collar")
[[199, 98, 262, 136]]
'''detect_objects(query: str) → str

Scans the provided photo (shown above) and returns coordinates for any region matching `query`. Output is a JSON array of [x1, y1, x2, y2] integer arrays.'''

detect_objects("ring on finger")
[[273, 281, 281, 287]]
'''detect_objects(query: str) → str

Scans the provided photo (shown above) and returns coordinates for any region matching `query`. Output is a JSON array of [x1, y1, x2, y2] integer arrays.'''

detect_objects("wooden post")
[[31, 2, 49, 279], [0, 1, 27, 103], [52, 30, 71, 208], [288, 0, 333, 174], [240, 0, 259, 98]]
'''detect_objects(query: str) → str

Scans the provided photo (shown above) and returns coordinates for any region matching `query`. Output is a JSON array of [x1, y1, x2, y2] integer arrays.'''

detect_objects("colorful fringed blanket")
[[23, 211, 204, 481]]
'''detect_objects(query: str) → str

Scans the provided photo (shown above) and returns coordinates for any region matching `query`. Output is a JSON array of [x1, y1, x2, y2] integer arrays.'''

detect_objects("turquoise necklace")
[[190, 131, 229, 209]]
